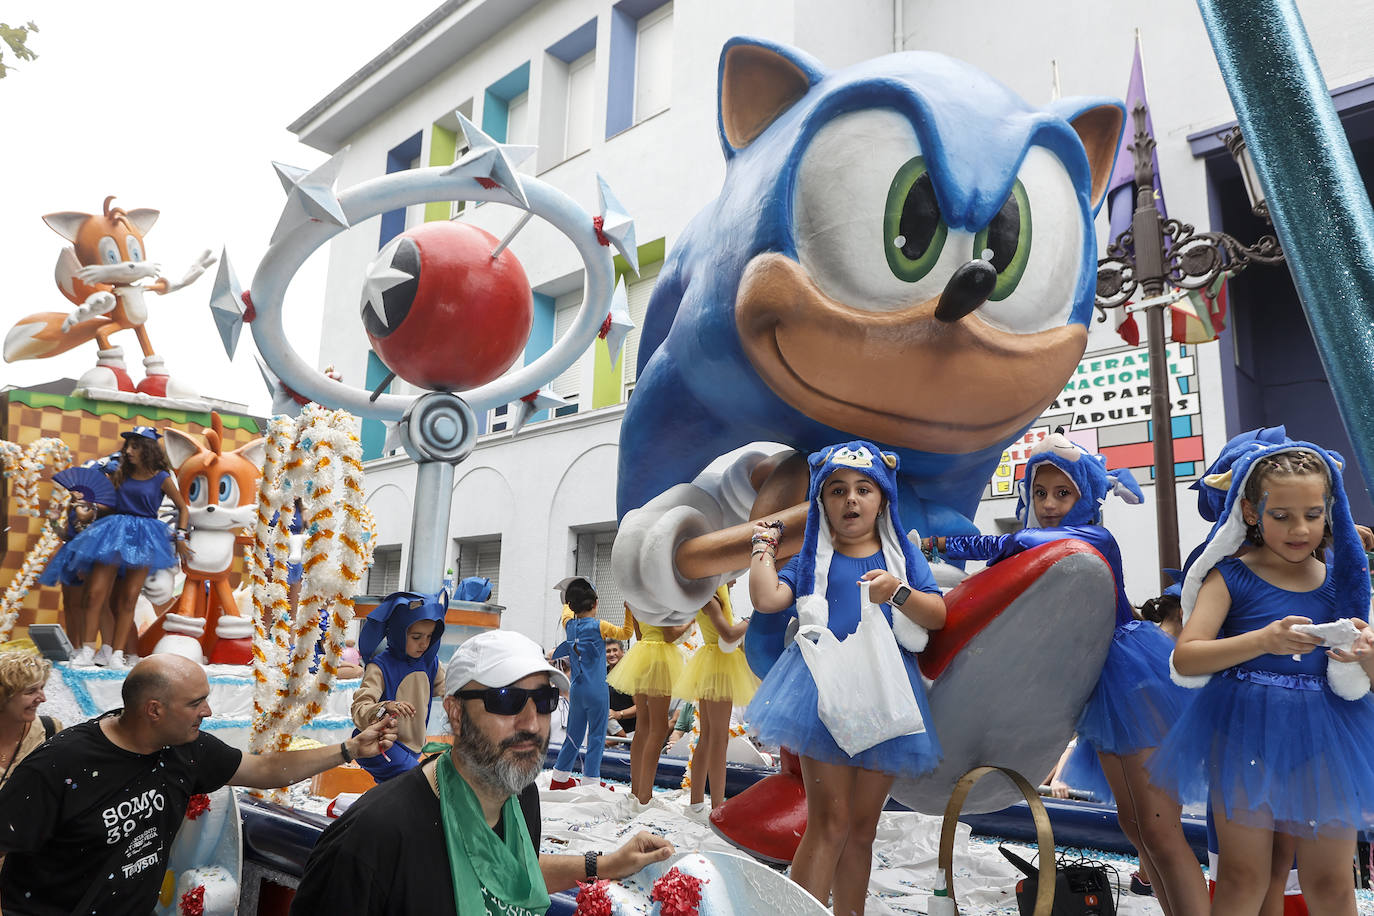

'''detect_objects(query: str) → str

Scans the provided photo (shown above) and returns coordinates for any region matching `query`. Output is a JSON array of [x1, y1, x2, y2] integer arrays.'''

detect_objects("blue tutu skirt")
[[39, 541, 87, 587], [56, 514, 178, 576], [1148, 668, 1374, 837], [1077, 620, 1193, 756], [745, 639, 941, 777]]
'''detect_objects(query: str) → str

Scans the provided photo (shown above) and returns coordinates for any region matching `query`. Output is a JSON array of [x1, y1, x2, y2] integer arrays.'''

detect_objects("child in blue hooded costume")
[[350, 590, 447, 782], [923, 433, 1207, 915], [746, 440, 945, 914], [1151, 434, 1374, 914]]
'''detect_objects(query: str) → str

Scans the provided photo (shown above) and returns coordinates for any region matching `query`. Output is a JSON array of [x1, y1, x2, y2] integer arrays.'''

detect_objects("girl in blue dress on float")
[[1150, 434, 1374, 915], [921, 432, 1207, 916], [58, 426, 190, 668], [746, 440, 945, 915]]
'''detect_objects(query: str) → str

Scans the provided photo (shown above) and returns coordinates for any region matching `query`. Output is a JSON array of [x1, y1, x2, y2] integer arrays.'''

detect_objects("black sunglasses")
[[455, 684, 560, 716]]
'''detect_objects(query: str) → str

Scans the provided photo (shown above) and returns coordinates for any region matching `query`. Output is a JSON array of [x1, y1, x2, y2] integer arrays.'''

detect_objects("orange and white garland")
[[0, 437, 73, 642], [248, 405, 375, 761], [678, 715, 748, 791]]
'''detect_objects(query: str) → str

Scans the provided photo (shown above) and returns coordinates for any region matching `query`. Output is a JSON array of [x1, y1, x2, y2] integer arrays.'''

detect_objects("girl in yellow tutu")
[[607, 607, 691, 803], [675, 581, 759, 811]]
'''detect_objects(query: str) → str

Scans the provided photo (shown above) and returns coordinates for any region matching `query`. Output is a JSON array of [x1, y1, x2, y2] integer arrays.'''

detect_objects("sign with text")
[[986, 342, 1206, 498]]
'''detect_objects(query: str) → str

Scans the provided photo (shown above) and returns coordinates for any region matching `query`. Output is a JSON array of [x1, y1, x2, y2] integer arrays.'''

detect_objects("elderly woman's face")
[[3, 679, 46, 724]]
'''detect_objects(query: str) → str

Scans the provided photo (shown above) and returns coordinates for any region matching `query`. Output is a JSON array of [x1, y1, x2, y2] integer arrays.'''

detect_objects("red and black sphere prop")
[[362, 221, 533, 391]]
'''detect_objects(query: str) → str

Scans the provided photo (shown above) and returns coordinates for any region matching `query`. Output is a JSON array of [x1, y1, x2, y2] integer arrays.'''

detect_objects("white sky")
[[0, 1, 439, 416]]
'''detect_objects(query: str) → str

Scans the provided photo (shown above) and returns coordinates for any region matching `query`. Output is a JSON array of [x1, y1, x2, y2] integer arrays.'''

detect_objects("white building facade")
[[290, 0, 1374, 648]]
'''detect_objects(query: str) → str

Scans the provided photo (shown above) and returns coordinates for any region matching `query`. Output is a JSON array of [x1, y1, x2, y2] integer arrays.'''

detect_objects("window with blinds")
[[456, 537, 502, 603], [634, 3, 673, 123], [367, 545, 403, 596], [550, 289, 586, 416], [574, 529, 626, 627], [621, 261, 662, 399]]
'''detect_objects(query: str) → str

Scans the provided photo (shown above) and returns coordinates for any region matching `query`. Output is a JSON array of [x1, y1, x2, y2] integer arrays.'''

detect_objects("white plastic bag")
[[795, 581, 925, 756]]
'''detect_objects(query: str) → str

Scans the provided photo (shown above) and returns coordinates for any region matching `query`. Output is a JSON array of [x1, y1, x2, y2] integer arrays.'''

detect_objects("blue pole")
[[1196, 0, 1374, 498]]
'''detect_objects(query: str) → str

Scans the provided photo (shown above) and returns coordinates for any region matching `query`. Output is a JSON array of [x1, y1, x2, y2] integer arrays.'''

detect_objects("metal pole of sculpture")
[[1197, 0, 1374, 497]]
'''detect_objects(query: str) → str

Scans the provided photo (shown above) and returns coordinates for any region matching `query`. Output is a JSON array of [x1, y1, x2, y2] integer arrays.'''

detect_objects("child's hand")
[[384, 701, 417, 719], [859, 569, 901, 605], [1258, 615, 1321, 656], [1329, 617, 1374, 663]]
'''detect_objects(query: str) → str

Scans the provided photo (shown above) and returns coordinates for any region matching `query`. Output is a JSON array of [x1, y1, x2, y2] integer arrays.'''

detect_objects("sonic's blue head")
[[618, 38, 1123, 539], [1015, 432, 1142, 527]]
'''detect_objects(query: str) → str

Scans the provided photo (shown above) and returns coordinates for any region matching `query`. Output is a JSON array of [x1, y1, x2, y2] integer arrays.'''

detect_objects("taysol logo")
[[120, 852, 160, 878], [102, 789, 166, 845]]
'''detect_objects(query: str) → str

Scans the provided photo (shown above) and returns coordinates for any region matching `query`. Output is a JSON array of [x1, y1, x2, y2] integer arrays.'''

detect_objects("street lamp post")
[[1095, 103, 1284, 583]]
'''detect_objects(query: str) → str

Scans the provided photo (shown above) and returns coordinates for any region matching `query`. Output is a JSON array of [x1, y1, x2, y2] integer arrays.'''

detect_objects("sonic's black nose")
[[935, 259, 997, 323]]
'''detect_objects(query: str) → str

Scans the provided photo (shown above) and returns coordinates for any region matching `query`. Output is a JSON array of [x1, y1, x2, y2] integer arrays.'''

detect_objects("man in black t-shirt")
[[0, 654, 397, 916], [605, 638, 637, 734], [292, 630, 673, 915]]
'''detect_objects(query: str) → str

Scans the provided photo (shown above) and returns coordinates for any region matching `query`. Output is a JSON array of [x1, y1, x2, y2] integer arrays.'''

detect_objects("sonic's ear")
[[1048, 97, 1125, 213], [881, 452, 898, 469], [809, 448, 832, 470], [718, 37, 824, 157]]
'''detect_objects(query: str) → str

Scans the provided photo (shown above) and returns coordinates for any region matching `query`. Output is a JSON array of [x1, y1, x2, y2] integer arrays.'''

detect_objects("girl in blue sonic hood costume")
[[746, 440, 945, 913], [924, 433, 1207, 915], [1150, 434, 1374, 915], [350, 590, 447, 782]]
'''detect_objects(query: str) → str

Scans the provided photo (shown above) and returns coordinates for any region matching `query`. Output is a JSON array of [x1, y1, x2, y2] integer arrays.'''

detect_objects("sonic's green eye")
[[973, 179, 1031, 301], [884, 156, 948, 283]]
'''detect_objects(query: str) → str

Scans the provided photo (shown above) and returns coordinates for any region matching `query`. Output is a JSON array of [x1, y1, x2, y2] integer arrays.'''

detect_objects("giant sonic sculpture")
[[610, 37, 1125, 856]]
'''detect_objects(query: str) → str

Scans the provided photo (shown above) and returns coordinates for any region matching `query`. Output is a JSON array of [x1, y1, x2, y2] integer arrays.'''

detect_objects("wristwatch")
[[890, 585, 912, 608]]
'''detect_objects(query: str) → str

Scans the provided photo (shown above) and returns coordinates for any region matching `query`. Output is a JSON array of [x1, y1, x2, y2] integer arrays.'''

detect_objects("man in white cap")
[[291, 629, 674, 914]]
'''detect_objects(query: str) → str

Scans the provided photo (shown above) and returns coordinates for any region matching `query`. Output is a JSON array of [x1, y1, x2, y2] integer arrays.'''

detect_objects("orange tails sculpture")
[[3, 196, 216, 397], [141, 413, 265, 664]]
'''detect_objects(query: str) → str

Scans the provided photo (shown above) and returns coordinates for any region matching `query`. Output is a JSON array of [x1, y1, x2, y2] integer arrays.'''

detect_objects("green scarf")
[[436, 754, 550, 916]]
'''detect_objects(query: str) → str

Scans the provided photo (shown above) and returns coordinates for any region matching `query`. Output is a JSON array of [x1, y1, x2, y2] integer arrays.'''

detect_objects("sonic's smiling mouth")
[[734, 253, 1085, 454]]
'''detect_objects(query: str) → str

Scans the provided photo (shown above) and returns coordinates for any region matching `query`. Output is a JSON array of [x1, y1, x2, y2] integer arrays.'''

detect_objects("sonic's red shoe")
[[709, 748, 807, 863]]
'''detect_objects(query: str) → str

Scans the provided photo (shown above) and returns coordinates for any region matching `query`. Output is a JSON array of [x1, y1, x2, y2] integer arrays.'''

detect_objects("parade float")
[[0, 35, 1163, 916], [7, 0, 1374, 907]]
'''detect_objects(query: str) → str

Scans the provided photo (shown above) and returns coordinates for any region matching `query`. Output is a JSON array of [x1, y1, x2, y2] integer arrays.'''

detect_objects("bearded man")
[[291, 629, 673, 914]]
